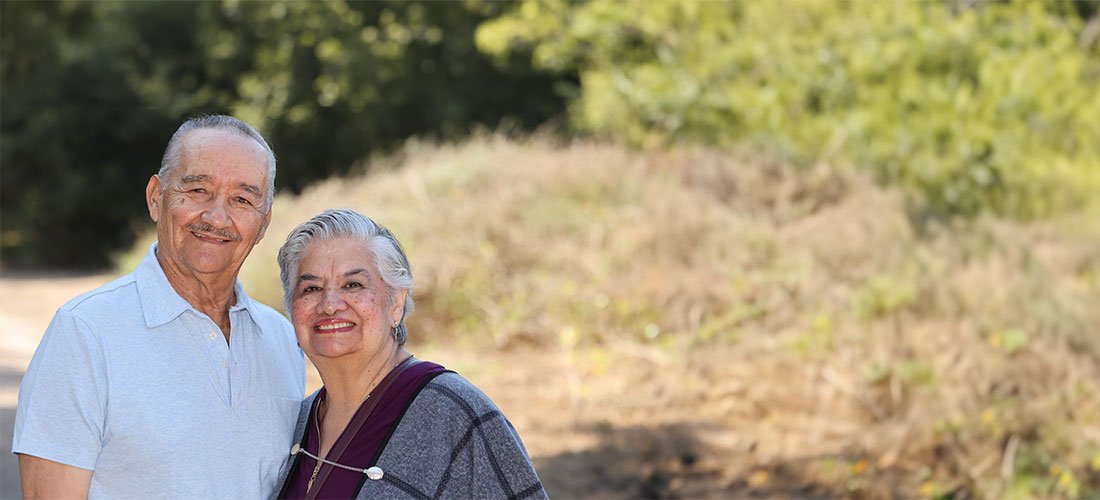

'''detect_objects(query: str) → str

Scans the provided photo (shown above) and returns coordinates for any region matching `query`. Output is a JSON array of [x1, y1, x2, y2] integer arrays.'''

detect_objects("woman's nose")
[[319, 289, 345, 315]]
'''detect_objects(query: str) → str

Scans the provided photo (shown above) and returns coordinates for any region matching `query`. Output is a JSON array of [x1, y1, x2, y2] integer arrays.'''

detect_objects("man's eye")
[[236, 196, 254, 206], [189, 188, 207, 194], [301, 285, 321, 294]]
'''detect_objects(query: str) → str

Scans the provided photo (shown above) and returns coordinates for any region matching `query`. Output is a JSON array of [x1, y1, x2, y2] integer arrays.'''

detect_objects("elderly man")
[[13, 115, 305, 499]]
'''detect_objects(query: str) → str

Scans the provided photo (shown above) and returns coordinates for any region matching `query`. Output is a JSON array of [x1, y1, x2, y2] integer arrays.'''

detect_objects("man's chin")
[[178, 253, 244, 278]]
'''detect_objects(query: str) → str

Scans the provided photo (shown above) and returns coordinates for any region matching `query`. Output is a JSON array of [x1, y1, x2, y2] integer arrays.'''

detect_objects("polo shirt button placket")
[[209, 331, 218, 340]]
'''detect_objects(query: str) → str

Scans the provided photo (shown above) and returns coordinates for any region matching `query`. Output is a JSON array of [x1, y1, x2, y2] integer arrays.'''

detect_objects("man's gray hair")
[[159, 115, 277, 210], [277, 209, 415, 345]]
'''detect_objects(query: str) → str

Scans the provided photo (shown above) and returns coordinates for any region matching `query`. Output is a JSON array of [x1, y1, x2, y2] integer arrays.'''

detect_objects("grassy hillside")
[[119, 136, 1100, 498]]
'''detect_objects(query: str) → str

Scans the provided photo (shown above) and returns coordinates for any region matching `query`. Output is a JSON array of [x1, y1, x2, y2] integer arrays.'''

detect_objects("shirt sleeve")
[[12, 309, 108, 470]]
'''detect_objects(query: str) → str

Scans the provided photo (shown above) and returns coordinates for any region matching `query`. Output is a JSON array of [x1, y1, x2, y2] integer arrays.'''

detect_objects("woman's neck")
[[318, 345, 410, 414], [314, 344, 410, 458]]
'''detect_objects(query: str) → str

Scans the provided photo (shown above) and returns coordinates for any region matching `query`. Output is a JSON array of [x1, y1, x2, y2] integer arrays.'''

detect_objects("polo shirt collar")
[[136, 243, 258, 329]]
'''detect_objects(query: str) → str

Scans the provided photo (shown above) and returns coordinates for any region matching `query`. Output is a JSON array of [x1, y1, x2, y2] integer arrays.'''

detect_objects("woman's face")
[[289, 237, 406, 363]]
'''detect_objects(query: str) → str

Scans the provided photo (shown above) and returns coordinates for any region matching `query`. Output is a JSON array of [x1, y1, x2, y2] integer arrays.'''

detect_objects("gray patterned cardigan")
[[273, 372, 548, 499]]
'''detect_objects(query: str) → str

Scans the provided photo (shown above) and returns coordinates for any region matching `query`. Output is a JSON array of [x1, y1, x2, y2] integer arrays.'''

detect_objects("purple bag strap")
[[303, 357, 420, 500]]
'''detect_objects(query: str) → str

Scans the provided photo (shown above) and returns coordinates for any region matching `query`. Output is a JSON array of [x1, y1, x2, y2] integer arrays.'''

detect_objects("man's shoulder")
[[240, 295, 298, 362], [246, 298, 289, 322], [244, 298, 293, 333], [56, 272, 140, 320]]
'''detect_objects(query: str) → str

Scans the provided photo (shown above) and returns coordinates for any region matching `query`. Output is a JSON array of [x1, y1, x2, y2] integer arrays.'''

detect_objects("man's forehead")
[[175, 173, 261, 194], [174, 132, 269, 181], [170, 162, 267, 186]]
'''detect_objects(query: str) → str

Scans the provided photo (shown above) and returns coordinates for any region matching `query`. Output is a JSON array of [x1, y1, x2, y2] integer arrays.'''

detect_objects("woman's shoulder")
[[370, 371, 546, 500], [412, 370, 502, 419], [290, 389, 321, 434]]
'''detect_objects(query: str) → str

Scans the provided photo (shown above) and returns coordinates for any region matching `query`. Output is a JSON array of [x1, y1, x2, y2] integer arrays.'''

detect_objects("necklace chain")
[[306, 461, 322, 492], [305, 351, 408, 494]]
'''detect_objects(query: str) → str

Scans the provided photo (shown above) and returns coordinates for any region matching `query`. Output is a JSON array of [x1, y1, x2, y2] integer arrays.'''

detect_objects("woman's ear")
[[390, 289, 408, 325]]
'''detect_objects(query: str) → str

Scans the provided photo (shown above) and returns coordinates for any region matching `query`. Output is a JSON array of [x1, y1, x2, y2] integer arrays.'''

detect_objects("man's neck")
[[155, 249, 238, 341]]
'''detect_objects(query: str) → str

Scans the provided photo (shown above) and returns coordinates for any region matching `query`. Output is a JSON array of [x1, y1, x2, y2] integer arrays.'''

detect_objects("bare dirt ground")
[[0, 272, 114, 499], [0, 273, 842, 500]]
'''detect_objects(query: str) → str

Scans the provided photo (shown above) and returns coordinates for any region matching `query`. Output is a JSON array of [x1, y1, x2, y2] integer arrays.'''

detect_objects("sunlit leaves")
[[480, 0, 1100, 218]]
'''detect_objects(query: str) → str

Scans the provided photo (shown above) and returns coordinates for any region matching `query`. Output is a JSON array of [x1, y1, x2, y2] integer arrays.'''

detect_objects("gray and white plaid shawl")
[[274, 372, 548, 499]]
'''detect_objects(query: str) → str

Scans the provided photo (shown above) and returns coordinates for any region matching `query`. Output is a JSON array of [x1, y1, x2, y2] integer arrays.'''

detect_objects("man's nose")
[[201, 196, 231, 227]]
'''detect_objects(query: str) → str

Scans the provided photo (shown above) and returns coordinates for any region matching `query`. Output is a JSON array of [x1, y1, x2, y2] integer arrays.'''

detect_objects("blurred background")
[[2, 0, 1099, 498]]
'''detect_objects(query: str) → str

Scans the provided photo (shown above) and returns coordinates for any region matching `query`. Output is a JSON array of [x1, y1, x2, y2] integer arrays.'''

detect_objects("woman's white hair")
[[277, 209, 415, 344]]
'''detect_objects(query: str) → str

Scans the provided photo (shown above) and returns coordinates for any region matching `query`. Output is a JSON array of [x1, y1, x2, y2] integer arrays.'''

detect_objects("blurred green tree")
[[478, 0, 1100, 218], [1, 0, 565, 269], [225, 0, 566, 191], [1, 1, 179, 268]]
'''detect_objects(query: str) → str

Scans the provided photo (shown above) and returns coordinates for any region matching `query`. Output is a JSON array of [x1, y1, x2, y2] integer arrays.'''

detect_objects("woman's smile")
[[313, 319, 355, 333]]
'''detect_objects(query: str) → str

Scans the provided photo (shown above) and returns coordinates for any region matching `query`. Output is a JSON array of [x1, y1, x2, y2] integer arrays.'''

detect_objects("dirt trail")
[[0, 273, 115, 499], [0, 273, 113, 405]]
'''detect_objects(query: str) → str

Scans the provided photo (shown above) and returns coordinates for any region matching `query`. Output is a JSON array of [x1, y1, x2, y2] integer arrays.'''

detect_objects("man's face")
[[146, 128, 271, 280]]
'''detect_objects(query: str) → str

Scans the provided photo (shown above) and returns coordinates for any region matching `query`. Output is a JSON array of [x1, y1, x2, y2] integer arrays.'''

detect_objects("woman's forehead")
[[299, 238, 376, 272]]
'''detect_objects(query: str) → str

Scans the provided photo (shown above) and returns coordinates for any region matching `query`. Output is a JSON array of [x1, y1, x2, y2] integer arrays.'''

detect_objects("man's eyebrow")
[[179, 174, 209, 184], [298, 273, 320, 283], [239, 183, 262, 198]]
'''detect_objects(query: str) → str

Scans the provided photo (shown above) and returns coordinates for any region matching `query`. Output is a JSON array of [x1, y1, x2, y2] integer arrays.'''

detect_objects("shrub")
[[477, 0, 1100, 218]]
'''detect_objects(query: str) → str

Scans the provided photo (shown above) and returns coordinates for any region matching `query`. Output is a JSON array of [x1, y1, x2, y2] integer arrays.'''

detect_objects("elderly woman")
[[273, 209, 546, 499]]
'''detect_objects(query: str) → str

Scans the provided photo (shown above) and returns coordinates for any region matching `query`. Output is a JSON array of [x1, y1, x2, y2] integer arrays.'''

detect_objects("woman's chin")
[[305, 343, 361, 362]]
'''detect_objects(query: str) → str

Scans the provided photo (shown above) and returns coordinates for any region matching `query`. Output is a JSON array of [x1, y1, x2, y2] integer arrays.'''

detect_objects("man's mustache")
[[185, 223, 242, 242]]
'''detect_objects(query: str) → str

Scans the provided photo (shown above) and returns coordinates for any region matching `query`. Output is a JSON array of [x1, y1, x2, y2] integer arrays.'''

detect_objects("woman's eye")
[[301, 285, 321, 294], [345, 282, 363, 290]]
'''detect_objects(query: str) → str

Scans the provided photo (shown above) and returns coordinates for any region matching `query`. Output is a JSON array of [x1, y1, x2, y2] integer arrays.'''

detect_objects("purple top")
[[282, 358, 447, 499]]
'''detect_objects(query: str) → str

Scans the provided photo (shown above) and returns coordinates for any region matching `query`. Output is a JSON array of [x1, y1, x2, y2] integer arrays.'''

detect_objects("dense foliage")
[[478, 0, 1100, 218], [0, 0, 564, 268], [3, 0, 1096, 268]]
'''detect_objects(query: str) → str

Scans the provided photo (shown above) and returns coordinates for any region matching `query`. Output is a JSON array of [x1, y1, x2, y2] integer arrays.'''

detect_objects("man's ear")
[[145, 175, 162, 222], [257, 205, 272, 242]]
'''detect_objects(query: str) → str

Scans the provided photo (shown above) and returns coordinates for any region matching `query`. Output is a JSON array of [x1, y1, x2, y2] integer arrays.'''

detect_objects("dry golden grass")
[[120, 135, 1100, 498]]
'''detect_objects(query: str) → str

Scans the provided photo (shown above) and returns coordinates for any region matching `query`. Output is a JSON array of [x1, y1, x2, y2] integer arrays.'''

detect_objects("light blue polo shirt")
[[13, 244, 305, 499]]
